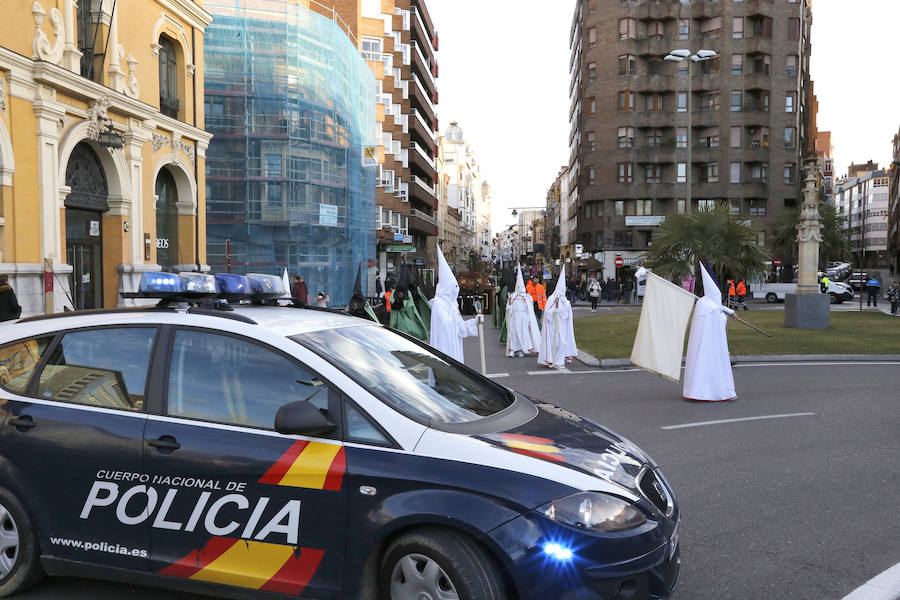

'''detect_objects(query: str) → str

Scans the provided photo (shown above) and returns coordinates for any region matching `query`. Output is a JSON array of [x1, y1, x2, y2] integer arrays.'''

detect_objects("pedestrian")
[[315, 291, 329, 308], [606, 277, 615, 303], [506, 266, 541, 357], [736, 280, 748, 311], [624, 277, 634, 303], [429, 245, 481, 362], [887, 281, 900, 315], [375, 271, 383, 297], [588, 278, 601, 311], [0, 275, 22, 321], [890, 264, 895, 279], [866, 275, 881, 307], [819, 273, 830, 295], [531, 277, 547, 321], [727, 279, 736, 310], [683, 264, 737, 402], [291, 275, 308, 306]]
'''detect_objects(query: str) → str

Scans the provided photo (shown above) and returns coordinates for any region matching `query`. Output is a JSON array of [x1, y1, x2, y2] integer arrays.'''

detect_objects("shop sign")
[[386, 245, 415, 253], [319, 204, 338, 227], [575, 243, 584, 255], [625, 216, 664, 227], [393, 233, 404, 242], [363, 146, 378, 167]]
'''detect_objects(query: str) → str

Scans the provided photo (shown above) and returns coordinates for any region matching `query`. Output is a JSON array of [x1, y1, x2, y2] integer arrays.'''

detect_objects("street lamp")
[[664, 49, 718, 213]]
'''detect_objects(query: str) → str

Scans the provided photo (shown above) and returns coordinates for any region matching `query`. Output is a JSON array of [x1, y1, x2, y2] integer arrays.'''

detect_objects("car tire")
[[0, 488, 43, 597], [380, 527, 507, 600], [766, 293, 777, 304], [829, 293, 838, 304]]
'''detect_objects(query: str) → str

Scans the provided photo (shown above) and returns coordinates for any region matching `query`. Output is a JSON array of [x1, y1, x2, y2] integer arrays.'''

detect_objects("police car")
[[0, 273, 680, 600]]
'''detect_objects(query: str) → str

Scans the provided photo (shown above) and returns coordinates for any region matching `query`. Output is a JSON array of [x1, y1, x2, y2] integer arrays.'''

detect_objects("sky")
[[428, 0, 900, 231]]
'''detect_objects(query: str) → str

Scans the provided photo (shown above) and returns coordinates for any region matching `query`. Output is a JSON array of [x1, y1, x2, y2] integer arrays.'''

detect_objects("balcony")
[[631, 143, 678, 163], [409, 72, 436, 123], [410, 40, 436, 96], [635, 75, 676, 93], [632, 38, 673, 59], [742, 0, 774, 18], [738, 180, 769, 197], [409, 175, 437, 208], [409, 108, 436, 144], [620, 182, 678, 199], [408, 141, 436, 175], [635, 110, 681, 128], [741, 73, 771, 91], [409, 208, 438, 236], [637, 1, 680, 21], [410, 5, 436, 61], [690, 0, 724, 19]]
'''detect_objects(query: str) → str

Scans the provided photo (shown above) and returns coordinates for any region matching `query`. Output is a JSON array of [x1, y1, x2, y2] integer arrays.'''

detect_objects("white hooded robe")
[[538, 265, 578, 368], [683, 263, 736, 401], [429, 245, 478, 363], [506, 265, 542, 356]]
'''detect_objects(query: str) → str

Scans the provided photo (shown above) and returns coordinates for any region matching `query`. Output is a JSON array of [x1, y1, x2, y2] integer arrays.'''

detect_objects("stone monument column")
[[785, 159, 830, 329]]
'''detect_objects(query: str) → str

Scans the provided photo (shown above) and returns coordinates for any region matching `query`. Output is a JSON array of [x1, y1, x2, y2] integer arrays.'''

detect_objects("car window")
[[295, 326, 514, 425], [0, 337, 54, 394], [167, 329, 331, 430], [344, 401, 390, 446], [37, 328, 156, 411]]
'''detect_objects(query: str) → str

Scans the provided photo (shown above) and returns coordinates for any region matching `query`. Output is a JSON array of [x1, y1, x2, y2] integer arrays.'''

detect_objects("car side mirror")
[[274, 401, 337, 437]]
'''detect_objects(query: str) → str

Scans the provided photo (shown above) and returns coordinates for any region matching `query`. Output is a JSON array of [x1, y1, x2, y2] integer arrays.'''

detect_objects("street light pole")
[[665, 49, 717, 214]]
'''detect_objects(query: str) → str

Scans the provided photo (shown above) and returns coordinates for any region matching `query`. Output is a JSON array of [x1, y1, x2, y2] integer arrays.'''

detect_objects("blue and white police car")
[[0, 273, 680, 600]]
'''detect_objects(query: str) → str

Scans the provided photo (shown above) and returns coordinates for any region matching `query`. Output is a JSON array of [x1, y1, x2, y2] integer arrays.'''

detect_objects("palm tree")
[[771, 204, 850, 280], [645, 204, 768, 288]]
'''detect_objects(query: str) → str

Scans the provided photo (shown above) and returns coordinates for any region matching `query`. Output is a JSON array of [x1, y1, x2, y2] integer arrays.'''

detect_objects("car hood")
[[477, 402, 653, 492]]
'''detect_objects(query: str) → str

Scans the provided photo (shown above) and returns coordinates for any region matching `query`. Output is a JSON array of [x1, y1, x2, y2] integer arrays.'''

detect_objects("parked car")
[[848, 272, 869, 291], [750, 281, 854, 304]]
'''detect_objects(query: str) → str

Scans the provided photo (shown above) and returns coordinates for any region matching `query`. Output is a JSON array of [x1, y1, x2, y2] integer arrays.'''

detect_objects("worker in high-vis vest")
[[727, 280, 736, 310], [736, 280, 748, 311]]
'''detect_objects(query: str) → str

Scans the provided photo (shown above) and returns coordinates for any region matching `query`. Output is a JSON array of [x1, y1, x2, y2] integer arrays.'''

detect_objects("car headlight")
[[541, 492, 646, 532]]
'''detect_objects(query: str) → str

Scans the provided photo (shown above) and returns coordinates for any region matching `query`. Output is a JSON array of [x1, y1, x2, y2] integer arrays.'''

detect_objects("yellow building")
[[0, 0, 212, 315]]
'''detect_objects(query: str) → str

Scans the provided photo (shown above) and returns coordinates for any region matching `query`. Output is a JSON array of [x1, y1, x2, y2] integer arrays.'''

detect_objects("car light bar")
[[139, 273, 184, 295], [179, 273, 218, 294], [246, 273, 285, 299], [214, 273, 253, 300]]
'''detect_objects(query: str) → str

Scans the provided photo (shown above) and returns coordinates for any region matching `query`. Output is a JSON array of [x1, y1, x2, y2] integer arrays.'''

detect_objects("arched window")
[[155, 168, 180, 270], [158, 36, 179, 119]]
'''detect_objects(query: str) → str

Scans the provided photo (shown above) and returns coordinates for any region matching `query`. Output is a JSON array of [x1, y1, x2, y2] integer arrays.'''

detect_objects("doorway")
[[66, 209, 103, 310]]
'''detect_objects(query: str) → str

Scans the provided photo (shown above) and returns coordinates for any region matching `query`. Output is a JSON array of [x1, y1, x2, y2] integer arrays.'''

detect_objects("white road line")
[[841, 562, 900, 600], [735, 362, 900, 368], [486, 373, 510, 379], [661, 413, 816, 430], [525, 368, 573, 375]]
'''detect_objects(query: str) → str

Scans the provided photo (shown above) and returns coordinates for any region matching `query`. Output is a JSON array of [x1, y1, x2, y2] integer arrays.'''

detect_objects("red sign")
[[614, 256, 625, 268], [773, 259, 783, 267]]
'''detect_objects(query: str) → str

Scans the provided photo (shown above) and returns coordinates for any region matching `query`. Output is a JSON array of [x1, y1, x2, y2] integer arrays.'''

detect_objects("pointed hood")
[[353, 264, 363, 297], [281, 268, 291, 299], [435, 244, 460, 303], [548, 265, 567, 301], [514, 264, 527, 295], [699, 262, 722, 305]]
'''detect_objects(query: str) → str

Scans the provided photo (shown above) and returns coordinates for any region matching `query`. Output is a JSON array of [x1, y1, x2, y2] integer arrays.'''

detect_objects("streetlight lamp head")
[[696, 49, 718, 58], [664, 55, 684, 62], [670, 49, 691, 58], [690, 55, 702, 62], [511, 209, 518, 217]]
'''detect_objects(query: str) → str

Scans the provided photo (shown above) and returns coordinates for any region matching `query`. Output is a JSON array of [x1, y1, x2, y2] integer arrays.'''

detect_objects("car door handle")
[[8, 415, 36, 431], [147, 436, 181, 452]]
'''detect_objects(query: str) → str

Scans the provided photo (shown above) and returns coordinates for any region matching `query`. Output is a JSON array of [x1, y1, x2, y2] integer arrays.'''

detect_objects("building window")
[[698, 128, 719, 148], [589, 27, 597, 47], [677, 60, 689, 76], [589, 97, 597, 114], [619, 54, 637, 76], [730, 162, 742, 184], [700, 17, 722, 40], [763, 93, 770, 112], [588, 62, 597, 84], [646, 165, 661, 183], [677, 92, 688, 112], [585, 204, 591, 219], [784, 163, 795, 184], [703, 163, 719, 183], [751, 164, 768, 182], [729, 199, 743, 215], [749, 199, 767, 216], [753, 54, 772, 76], [730, 126, 742, 148], [648, 21, 664, 39], [619, 18, 636, 40], [676, 128, 688, 148], [618, 163, 634, 183], [757, 230, 766, 246], [733, 17, 744, 39], [732, 54, 743, 75], [618, 127, 635, 148], [615, 200, 624, 216], [699, 92, 719, 112], [587, 131, 596, 152], [678, 18, 690, 40], [647, 129, 662, 146], [158, 35, 180, 119], [787, 18, 800, 40], [785, 127, 796, 148], [645, 93, 663, 112], [730, 90, 742, 112], [361, 37, 383, 60], [677, 162, 687, 183], [785, 92, 796, 112], [676, 198, 687, 214], [697, 199, 716, 211], [786, 55, 797, 77], [618, 91, 635, 111], [699, 57, 719, 75], [589, 167, 596, 185], [636, 199, 653, 216]]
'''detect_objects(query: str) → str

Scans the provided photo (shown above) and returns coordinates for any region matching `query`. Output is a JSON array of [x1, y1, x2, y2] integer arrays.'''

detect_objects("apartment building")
[[569, 0, 814, 279], [889, 128, 900, 273], [354, 0, 439, 278], [834, 166, 890, 268]]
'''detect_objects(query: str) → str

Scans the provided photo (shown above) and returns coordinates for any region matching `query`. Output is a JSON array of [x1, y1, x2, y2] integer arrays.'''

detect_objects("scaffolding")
[[205, 0, 376, 304]]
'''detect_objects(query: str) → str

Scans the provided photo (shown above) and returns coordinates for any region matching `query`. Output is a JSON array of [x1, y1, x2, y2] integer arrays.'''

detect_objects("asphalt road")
[[16, 329, 900, 600]]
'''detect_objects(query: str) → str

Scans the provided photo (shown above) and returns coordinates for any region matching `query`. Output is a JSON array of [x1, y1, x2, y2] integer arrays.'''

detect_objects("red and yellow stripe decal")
[[159, 537, 324, 595], [498, 433, 567, 463], [259, 440, 346, 491]]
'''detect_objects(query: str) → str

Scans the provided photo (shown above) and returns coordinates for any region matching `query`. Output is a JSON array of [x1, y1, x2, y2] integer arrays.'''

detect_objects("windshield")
[[294, 326, 514, 424]]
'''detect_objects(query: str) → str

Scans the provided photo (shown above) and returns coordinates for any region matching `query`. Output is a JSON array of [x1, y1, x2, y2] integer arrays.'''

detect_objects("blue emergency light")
[[246, 273, 285, 300], [215, 273, 252, 301], [179, 273, 218, 294], [138, 273, 184, 295]]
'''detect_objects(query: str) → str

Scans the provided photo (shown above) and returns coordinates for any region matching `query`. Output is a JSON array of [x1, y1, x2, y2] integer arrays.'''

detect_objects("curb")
[[574, 351, 900, 369]]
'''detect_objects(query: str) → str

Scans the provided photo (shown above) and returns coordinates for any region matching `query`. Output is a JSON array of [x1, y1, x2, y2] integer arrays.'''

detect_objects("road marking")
[[526, 368, 572, 375], [735, 362, 900, 368], [841, 562, 900, 600], [661, 413, 816, 430], [486, 373, 509, 379]]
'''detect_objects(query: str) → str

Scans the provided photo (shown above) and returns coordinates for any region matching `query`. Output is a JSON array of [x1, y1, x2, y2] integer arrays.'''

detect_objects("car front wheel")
[[380, 528, 507, 600], [766, 293, 778, 303], [0, 488, 43, 597]]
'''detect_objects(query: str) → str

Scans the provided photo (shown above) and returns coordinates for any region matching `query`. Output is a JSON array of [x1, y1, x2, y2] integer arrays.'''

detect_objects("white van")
[[750, 281, 854, 304]]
